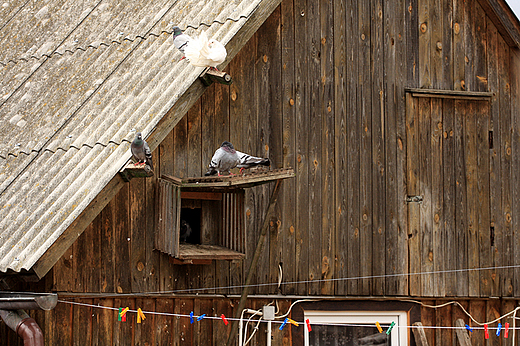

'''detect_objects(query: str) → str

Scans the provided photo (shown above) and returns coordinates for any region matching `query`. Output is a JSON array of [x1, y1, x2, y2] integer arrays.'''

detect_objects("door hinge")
[[406, 195, 423, 203]]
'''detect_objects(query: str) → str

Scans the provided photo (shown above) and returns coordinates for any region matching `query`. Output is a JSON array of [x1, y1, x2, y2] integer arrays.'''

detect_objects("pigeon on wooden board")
[[172, 26, 191, 56], [184, 31, 227, 69], [205, 141, 270, 176], [205, 141, 240, 176], [131, 132, 153, 168], [236, 150, 271, 173], [180, 220, 192, 243]]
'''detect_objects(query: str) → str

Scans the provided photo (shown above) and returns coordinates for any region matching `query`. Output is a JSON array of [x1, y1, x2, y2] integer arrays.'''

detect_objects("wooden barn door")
[[406, 94, 491, 297]]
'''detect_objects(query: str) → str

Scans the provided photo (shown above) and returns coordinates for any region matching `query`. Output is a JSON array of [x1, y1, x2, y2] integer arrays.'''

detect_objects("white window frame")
[[304, 310, 408, 345]]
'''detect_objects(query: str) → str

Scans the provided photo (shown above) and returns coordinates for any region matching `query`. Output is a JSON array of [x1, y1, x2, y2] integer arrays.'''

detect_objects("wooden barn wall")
[[43, 0, 520, 300], [5, 0, 520, 343]]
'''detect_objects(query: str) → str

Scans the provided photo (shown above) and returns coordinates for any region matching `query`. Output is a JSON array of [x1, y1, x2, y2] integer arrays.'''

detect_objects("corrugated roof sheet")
[[0, 0, 264, 273]]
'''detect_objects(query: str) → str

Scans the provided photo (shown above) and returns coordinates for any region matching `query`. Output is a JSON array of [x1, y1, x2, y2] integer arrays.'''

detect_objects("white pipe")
[[239, 309, 245, 346], [267, 320, 272, 346]]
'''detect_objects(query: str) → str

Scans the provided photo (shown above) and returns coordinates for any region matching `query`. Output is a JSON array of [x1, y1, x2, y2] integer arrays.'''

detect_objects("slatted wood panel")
[[155, 179, 181, 258], [221, 191, 246, 254], [407, 96, 492, 297]]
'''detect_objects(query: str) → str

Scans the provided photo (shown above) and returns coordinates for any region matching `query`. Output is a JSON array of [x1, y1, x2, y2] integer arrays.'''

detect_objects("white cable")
[[276, 299, 317, 319]]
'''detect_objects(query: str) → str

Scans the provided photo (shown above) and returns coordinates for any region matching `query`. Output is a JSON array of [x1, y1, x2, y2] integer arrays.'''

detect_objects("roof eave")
[[478, 0, 520, 49]]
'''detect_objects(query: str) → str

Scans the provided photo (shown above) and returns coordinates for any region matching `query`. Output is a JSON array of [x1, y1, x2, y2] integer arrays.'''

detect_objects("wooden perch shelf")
[[165, 168, 295, 192], [120, 162, 154, 181], [199, 67, 233, 86]]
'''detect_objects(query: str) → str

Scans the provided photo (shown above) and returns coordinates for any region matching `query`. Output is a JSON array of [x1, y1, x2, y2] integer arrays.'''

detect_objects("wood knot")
[[289, 98, 295, 106], [420, 23, 427, 33]]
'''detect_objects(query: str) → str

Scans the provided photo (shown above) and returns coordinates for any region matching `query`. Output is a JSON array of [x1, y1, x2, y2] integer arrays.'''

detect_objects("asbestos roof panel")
[[0, 0, 268, 274]]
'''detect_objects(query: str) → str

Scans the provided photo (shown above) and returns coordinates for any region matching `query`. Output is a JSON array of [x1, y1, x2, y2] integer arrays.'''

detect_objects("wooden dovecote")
[[155, 168, 294, 264]]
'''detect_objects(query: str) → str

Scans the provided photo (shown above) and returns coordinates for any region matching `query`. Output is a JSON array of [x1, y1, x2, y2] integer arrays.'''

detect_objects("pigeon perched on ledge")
[[172, 26, 191, 56], [205, 141, 270, 176], [172, 26, 227, 69], [131, 132, 153, 168], [185, 31, 227, 68]]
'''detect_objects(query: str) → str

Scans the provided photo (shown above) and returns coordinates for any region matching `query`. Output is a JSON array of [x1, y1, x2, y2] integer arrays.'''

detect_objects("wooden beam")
[[180, 191, 223, 200], [454, 319, 472, 346], [405, 88, 494, 100], [412, 322, 430, 346]]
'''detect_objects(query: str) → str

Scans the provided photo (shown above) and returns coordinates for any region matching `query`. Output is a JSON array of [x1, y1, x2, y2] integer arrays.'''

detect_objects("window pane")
[[309, 324, 391, 346]]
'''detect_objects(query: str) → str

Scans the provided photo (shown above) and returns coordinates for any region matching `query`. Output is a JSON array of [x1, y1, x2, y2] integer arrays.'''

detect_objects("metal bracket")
[[406, 195, 423, 203]]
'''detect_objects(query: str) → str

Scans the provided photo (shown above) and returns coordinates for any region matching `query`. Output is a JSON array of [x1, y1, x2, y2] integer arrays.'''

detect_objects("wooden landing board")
[[177, 244, 245, 260], [176, 168, 295, 191], [120, 162, 154, 181]]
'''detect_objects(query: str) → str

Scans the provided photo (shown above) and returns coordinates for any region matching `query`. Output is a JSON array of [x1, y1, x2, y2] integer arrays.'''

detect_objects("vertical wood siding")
[[11, 0, 520, 344], [45, 0, 520, 312]]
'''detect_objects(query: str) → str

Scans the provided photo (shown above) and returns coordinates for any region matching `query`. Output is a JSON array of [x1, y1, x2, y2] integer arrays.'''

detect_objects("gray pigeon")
[[172, 26, 191, 56], [131, 132, 153, 168], [236, 150, 270, 173], [180, 220, 192, 243], [205, 141, 270, 176]]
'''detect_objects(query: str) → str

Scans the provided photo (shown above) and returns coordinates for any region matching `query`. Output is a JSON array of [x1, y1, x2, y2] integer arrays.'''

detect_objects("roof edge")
[[478, 0, 520, 48]]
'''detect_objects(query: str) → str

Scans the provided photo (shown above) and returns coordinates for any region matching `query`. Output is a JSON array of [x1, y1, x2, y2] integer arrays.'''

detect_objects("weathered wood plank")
[[419, 97, 433, 297], [443, 99, 457, 296], [435, 299, 452, 345], [406, 93, 421, 297], [420, 300, 435, 346], [320, 0, 335, 296], [371, 0, 385, 296], [454, 100, 469, 296], [154, 298, 174, 346], [412, 322, 429, 346], [346, 0, 360, 295], [359, 0, 372, 295], [454, 318, 472, 346], [261, 5, 284, 293], [294, 0, 310, 295], [384, 0, 407, 296], [511, 47, 520, 298], [418, 0, 431, 88], [333, 0, 347, 296], [306, 0, 322, 296], [134, 298, 155, 346], [465, 101, 480, 297], [464, 0, 476, 92], [476, 101, 492, 297], [92, 298, 113, 346], [114, 185, 131, 294], [468, 300, 485, 346], [453, 0, 465, 91], [187, 100, 202, 178], [177, 244, 245, 260], [130, 178, 147, 293], [431, 98, 444, 297], [498, 34, 513, 297], [112, 298, 134, 346], [429, 0, 442, 88], [486, 18, 501, 298], [280, 0, 297, 295]]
